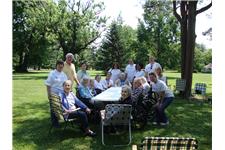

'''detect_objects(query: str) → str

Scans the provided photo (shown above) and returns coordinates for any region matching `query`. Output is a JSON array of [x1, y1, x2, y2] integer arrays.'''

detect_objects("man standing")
[[125, 59, 136, 83], [63, 53, 80, 87]]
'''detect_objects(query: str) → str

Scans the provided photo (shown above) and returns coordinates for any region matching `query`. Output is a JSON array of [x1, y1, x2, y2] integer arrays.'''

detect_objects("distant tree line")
[[13, 0, 211, 76]]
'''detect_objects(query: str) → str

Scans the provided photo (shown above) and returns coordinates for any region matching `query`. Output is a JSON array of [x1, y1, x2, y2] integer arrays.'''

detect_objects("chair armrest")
[[62, 108, 81, 115], [132, 145, 138, 150], [100, 110, 105, 120]]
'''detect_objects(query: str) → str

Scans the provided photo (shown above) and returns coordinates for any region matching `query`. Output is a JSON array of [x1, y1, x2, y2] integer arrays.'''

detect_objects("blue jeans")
[[154, 97, 173, 123]]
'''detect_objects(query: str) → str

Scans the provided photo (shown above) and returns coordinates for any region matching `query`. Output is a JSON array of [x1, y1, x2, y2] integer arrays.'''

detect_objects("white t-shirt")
[[94, 80, 104, 90], [158, 76, 167, 85], [109, 69, 121, 83], [101, 79, 114, 90], [145, 62, 161, 74], [152, 79, 174, 98], [134, 70, 145, 78], [125, 64, 136, 82], [45, 69, 68, 95]]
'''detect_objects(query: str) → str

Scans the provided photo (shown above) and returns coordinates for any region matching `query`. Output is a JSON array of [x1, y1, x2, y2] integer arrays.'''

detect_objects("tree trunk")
[[184, 1, 197, 98], [180, 1, 187, 80]]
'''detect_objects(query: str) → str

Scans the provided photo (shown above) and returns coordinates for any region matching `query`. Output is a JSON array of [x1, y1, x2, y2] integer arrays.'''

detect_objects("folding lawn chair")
[[101, 104, 132, 146]]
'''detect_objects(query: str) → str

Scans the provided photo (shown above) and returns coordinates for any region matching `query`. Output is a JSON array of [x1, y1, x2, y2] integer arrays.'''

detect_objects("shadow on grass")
[[13, 102, 130, 150], [13, 99, 211, 150], [131, 99, 212, 150]]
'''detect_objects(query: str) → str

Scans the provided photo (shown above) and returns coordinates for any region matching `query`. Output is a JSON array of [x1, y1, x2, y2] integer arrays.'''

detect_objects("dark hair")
[[149, 72, 157, 77], [56, 60, 64, 67], [112, 62, 120, 69], [80, 62, 88, 69], [95, 74, 101, 79], [136, 63, 144, 70]]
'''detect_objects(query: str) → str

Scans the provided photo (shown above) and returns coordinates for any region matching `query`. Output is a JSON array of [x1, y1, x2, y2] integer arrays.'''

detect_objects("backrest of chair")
[[176, 79, 186, 92], [49, 94, 64, 121], [194, 83, 206, 95], [141, 137, 198, 150], [104, 104, 132, 125]]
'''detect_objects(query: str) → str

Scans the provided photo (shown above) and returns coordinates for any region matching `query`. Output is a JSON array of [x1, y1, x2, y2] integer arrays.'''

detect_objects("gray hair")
[[63, 80, 72, 86], [66, 53, 74, 59], [122, 85, 132, 96]]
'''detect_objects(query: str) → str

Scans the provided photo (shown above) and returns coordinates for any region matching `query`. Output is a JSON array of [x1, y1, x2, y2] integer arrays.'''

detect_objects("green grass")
[[13, 70, 212, 150]]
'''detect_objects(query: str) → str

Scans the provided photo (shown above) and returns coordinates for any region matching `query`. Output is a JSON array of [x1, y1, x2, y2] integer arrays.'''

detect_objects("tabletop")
[[91, 87, 122, 102]]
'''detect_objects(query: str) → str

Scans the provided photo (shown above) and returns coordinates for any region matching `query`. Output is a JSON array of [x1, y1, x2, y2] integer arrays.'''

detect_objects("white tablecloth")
[[91, 87, 122, 101]]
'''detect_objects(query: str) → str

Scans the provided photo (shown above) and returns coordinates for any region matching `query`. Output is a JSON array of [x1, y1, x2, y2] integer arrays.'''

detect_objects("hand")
[[86, 108, 91, 114]]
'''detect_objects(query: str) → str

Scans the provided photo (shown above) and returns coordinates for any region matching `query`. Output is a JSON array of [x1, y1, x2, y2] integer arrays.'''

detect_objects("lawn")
[[13, 70, 212, 150]]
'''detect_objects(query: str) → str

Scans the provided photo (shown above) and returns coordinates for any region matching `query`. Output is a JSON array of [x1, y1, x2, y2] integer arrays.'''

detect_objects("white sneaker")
[[160, 121, 169, 126], [152, 122, 158, 125]]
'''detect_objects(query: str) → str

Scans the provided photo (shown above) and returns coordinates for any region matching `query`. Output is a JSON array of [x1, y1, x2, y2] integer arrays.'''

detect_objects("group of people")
[[45, 53, 174, 137]]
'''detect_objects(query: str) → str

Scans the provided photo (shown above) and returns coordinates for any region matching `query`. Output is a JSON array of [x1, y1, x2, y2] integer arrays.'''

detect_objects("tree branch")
[[79, 31, 104, 52], [196, 1, 212, 15], [173, 1, 181, 23]]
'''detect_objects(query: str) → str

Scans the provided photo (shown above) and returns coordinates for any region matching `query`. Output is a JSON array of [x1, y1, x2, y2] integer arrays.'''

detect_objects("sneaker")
[[160, 121, 169, 126], [85, 130, 96, 137], [152, 122, 158, 125]]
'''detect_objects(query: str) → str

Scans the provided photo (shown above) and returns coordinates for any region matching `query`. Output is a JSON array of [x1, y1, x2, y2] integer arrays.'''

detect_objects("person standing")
[[145, 56, 161, 74], [155, 66, 167, 85], [77, 62, 90, 83], [108, 63, 121, 84], [63, 53, 80, 87], [125, 59, 136, 83], [45, 60, 68, 127]]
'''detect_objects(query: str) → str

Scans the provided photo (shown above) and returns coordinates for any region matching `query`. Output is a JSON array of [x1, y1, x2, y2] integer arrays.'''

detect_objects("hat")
[[66, 53, 74, 59]]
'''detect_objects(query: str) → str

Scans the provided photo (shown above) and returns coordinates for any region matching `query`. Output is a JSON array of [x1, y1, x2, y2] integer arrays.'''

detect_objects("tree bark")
[[184, 1, 197, 98], [173, 0, 211, 98]]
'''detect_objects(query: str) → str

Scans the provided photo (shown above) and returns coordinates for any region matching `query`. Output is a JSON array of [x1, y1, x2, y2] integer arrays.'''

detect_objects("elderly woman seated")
[[59, 80, 96, 137], [131, 77, 145, 104], [119, 85, 132, 104], [77, 76, 95, 109], [101, 85, 132, 119], [100, 85, 132, 133], [115, 72, 132, 87]]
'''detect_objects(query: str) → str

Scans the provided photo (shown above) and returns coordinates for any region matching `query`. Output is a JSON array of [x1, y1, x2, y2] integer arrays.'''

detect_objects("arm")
[[74, 73, 80, 85], [72, 64, 80, 85], [46, 86, 51, 99], [74, 97, 88, 110], [158, 91, 165, 104]]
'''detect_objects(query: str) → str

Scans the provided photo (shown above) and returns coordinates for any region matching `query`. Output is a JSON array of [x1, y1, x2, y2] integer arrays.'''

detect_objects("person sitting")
[[115, 72, 131, 87], [139, 76, 151, 95], [119, 85, 132, 104], [89, 79, 97, 96], [78, 76, 94, 109], [149, 72, 174, 126], [131, 77, 144, 104], [155, 66, 167, 85], [101, 72, 114, 90], [59, 80, 96, 137], [94, 75, 104, 94]]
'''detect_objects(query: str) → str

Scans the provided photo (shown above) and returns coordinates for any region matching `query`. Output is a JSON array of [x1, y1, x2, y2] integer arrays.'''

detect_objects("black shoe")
[[85, 130, 96, 137]]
